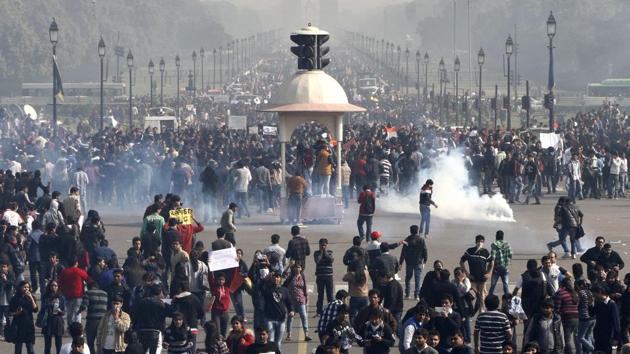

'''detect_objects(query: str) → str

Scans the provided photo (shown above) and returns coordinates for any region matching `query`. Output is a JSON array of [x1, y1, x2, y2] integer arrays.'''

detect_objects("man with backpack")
[[357, 185, 376, 241]]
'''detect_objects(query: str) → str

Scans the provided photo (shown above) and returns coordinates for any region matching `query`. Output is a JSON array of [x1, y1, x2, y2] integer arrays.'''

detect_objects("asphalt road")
[[3, 193, 629, 353]]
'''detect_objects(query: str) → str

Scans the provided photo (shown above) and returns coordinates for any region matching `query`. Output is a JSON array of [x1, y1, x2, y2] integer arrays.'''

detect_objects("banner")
[[262, 125, 278, 136], [208, 247, 238, 272], [169, 208, 193, 225], [539, 133, 561, 150], [228, 115, 247, 130]]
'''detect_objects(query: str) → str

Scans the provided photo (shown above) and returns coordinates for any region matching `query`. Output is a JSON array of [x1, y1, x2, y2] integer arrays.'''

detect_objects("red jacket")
[[58, 266, 88, 299], [176, 222, 204, 253], [358, 190, 376, 215]]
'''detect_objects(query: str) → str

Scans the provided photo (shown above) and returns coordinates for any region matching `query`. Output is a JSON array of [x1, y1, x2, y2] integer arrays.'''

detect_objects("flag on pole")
[[53, 55, 64, 101]]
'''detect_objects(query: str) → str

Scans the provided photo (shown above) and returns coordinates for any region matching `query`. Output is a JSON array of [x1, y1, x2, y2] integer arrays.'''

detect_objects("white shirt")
[[610, 156, 622, 175], [620, 158, 628, 174], [60, 342, 91, 354], [2, 209, 22, 226]]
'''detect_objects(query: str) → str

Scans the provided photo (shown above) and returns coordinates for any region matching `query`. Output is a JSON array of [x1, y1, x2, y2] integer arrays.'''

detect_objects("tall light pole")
[[159, 57, 165, 106], [49, 18, 59, 137], [148, 59, 154, 107], [192, 50, 197, 93], [416, 50, 421, 102], [212, 49, 217, 89], [424, 52, 429, 101], [477, 48, 485, 125], [505, 35, 513, 130], [98, 37, 105, 131], [439, 58, 445, 124], [218, 46, 223, 87], [547, 11, 556, 132], [405, 48, 410, 96], [127, 50, 134, 130], [234, 39, 239, 74], [175, 54, 180, 119], [200, 48, 205, 92], [396, 45, 401, 88], [227, 42, 231, 80], [454, 56, 461, 125]]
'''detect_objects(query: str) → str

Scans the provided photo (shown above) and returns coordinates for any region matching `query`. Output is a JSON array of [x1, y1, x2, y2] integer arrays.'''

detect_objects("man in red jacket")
[[357, 185, 376, 241], [59, 258, 88, 324], [174, 216, 204, 254]]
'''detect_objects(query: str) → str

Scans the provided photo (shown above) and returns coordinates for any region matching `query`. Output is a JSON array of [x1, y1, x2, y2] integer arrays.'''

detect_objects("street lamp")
[[192, 50, 197, 93], [127, 50, 134, 130], [454, 56, 461, 125], [200, 48, 205, 92], [98, 37, 105, 131], [439, 58, 445, 123], [148, 60, 154, 107], [212, 48, 217, 89], [218, 46, 223, 86], [405, 48, 410, 95], [159, 57, 165, 106], [423, 52, 429, 101], [505, 35, 513, 130], [477, 48, 485, 125], [547, 11, 556, 132], [49, 18, 59, 136], [234, 39, 239, 73], [175, 54, 180, 119], [227, 42, 231, 80], [416, 50, 421, 101]]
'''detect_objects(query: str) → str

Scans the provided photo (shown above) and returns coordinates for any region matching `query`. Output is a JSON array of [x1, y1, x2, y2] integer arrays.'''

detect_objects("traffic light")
[[490, 98, 497, 110], [521, 95, 530, 110], [317, 34, 330, 69], [290, 34, 316, 70], [544, 93, 554, 109]]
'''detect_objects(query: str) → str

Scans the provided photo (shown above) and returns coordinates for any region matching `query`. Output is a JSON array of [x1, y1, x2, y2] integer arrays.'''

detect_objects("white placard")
[[208, 247, 238, 271], [262, 126, 278, 136], [228, 115, 247, 130], [539, 133, 561, 149]]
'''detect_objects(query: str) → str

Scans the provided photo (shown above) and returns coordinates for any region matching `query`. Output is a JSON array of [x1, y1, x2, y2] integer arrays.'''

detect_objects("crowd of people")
[[0, 45, 628, 354]]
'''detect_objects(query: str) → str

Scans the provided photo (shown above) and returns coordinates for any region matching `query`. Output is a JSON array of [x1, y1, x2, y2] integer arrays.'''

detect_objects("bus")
[[587, 78, 630, 97], [1, 82, 126, 105]]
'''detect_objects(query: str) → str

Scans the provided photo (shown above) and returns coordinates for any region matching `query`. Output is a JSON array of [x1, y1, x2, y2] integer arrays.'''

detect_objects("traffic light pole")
[[494, 84, 498, 131], [525, 80, 530, 128]]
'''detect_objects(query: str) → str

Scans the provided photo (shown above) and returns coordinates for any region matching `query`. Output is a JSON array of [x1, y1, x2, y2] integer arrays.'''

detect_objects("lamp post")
[[396, 45, 401, 88], [477, 48, 485, 125], [547, 11, 556, 132], [212, 49, 216, 89], [148, 60, 154, 107], [416, 50, 421, 102], [200, 48, 205, 92], [234, 39, 239, 73], [127, 50, 134, 130], [98, 37, 105, 131], [454, 56, 461, 125], [505, 35, 513, 130], [405, 48, 410, 96], [439, 58, 445, 123], [49, 18, 59, 136], [175, 54, 180, 119], [227, 42, 231, 80], [424, 52, 429, 101], [159, 57, 165, 106], [192, 50, 197, 93], [218, 46, 223, 87]]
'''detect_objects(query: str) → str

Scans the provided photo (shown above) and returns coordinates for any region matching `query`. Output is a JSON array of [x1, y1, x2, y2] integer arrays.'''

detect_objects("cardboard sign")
[[208, 247, 238, 271], [248, 126, 259, 135], [169, 208, 193, 225], [262, 125, 278, 136]]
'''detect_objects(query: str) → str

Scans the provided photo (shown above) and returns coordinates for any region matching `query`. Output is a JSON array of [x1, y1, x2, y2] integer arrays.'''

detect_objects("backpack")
[[361, 193, 375, 214]]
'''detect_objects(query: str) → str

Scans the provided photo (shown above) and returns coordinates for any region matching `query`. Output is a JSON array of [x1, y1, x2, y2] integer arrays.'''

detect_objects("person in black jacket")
[[596, 243, 625, 272], [171, 282, 204, 354], [133, 284, 169, 354], [343, 236, 369, 267], [400, 225, 428, 300], [246, 327, 281, 354], [360, 308, 395, 354], [372, 242, 400, 279], [376, 273, 404, 322], [592, 285, 622, 354], [580, 237, 605, 281], [512, 259, 552, 321], [314, 238, 334, 316], [428, 295, 462, 351], [262, 272, 293, 347], [523, 300, 564, 353]]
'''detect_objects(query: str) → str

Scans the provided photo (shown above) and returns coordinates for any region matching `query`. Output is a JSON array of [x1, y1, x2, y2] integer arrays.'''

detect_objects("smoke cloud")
[[380, 151, 515, 222]]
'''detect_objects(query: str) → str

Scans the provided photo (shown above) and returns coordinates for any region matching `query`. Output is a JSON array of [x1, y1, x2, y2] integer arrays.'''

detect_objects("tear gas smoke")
[[380, 151, 515, 222]]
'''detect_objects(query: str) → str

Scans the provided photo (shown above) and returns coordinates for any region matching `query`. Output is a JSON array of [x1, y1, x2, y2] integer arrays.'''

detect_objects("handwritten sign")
[[208, 247, 238, 272], [169, 208, 193, 225]]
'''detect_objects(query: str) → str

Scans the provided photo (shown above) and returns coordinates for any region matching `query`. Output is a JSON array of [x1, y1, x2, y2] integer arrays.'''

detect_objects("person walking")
[[460, 235, 494, 312], [58, 258, 88, 325], [8, 281, 38, 354], [232, 162, 252, 218], [473, 295, 512, 354], [283, 263, 311, 341], [285, 225, 310, 269], [286, 172, 307, 225], [419, 179, 437, 238], [489, 230, 512, 296], [95, 296, 131, 354], [39, 280, 65, 354], [262, 272, 293, 348], [357, 185, 376, 241], [400, 225, 428, 301], [220, 203, 238, 245]]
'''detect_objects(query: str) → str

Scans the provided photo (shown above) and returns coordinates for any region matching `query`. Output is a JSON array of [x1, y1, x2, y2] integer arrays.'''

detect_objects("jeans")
[[231, 290, 245, 319], [267, 320, 286, 347], [316, 276, 333, 314], [28, 261, 40, 293], [489, 265, 510, 296], [235, 191, 250, 217], [563, 317, 579, 354], [138, 329, 161, 354], [44, 333, 62, 354], [319, 175, 331, 196], [14, 342, 34, 354], [286, 303, 308, 336], [404, 263, 423, 297], [568, 179, 583, 202], [349, 297, 368, 322], [86, 318, 99, 354], [288, 193, 303, 223], [513, 176, 524, 202], [502, 176, 513, 202], [608, 174, 619, 198], [103, 350, 124, 354], [66, 297, 82, 324], [342, 186, 351, 208], [212, 310, 230, 337], [549, 228, 570, 254], [577, 319, 595, 354], [357, 215, 373, 241], [253, 308, 265, 330], [419, 205, 431, 235], [257, 185, 272, 212]]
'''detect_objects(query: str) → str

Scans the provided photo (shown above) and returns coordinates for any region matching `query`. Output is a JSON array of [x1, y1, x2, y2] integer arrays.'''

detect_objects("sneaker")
[[305, 335, 312, 342], [571, 254, 577, 259], [414, 296, 420, 301], [546, 243, 553, 252], [286, 334, 292, 341], [562, 253, 571, 259]]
